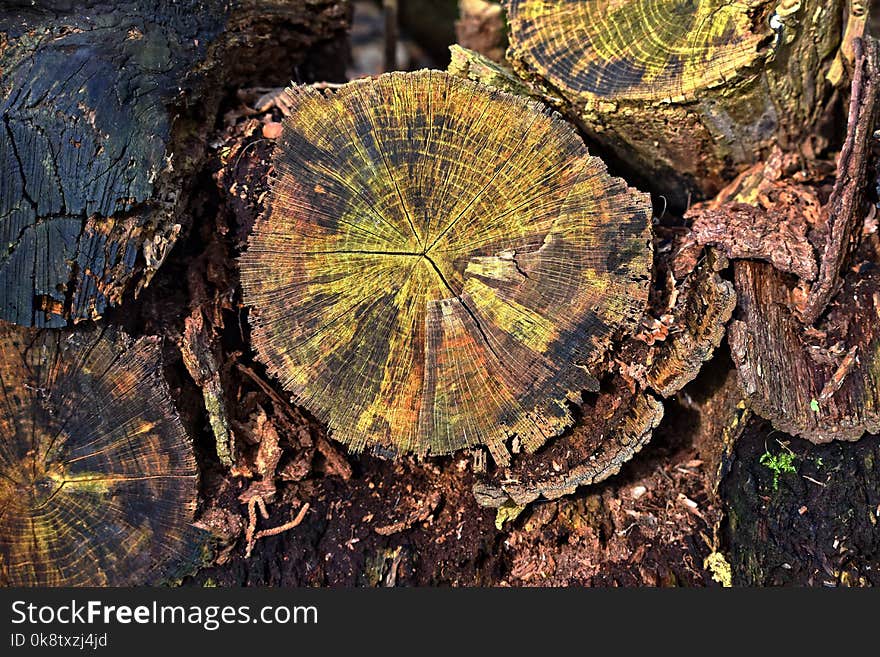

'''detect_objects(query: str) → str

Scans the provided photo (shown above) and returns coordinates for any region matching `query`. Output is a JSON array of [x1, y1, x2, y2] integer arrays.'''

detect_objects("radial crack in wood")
[[239, 70, 653, 465], [0, 324, 201, 586]]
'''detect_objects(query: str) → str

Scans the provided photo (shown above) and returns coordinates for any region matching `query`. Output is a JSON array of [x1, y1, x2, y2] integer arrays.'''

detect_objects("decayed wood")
[[239, 71, 652, 466], [0, 324, 201, 586], [800, 37, 878, 324], [473, 248, 735, 506], [472, 380, 663, 507], [639, 251, 735, 398], [686, 38, 880, 443], [0, 0, 350, 327], [730, 260, 880, 442], [722, 418, 880, 586], [503, 0, 850, 206]]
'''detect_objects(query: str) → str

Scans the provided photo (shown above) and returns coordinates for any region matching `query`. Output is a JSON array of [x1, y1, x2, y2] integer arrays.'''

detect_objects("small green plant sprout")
[[759, 443, 798, 492]]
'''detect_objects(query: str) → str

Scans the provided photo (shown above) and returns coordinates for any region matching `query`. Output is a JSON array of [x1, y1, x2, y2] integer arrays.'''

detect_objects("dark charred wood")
[[0, 0, 350, 327]]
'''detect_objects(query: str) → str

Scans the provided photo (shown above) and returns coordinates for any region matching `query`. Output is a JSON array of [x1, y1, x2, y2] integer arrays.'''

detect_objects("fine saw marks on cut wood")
[[504, 0, 771, 103], [0, 325, 200, 586], [241, 71, 651, 465]]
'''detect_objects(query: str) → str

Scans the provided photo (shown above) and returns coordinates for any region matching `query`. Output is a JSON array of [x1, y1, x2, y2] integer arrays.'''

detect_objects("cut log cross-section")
[[504, 0, 847, 204], [0, 0, 351, 328], [0, 326, 200, 586], [240, 71, 652, 465]]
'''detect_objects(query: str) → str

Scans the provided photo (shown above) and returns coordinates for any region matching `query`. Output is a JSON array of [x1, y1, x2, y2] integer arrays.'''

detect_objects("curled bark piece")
[[240, 71, 652, 465], [684, 204, 818, 281], [473, 379, 663, 507], [675, 145, 827, 281], [642, 252, 736, 398], [504, 0, 847, 204], [0, 324, 200, 586]]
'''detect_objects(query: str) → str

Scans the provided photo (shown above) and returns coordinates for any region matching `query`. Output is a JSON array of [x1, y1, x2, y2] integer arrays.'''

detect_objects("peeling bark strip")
[[800, 37, 879, 325], [504, 0, 846, 205], [473, 249, 735, 507], [473, 381, 663, 508], [683, 203, 818, 281], [0, 0, 351, 327], [240, 71, 653, 465], [730, 261, 880, 443], [0, 324, 201, 586]]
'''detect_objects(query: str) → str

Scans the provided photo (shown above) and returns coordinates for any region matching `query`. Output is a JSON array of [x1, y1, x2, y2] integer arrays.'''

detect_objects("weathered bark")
[[0, 0, 350, 327], [473, 247, 735, 507], [681, 38, 880, 444]]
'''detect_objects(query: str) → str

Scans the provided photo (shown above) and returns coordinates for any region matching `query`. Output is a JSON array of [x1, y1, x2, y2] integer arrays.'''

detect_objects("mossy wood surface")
[[0, 325, 199, 586], [241, 71, 652, 465]]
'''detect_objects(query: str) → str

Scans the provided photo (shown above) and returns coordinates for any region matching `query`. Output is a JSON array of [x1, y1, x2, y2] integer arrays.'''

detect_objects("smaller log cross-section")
[[503, 0, 847, 204], [0, 325, 200, 586], [240, 71, 652, 466]]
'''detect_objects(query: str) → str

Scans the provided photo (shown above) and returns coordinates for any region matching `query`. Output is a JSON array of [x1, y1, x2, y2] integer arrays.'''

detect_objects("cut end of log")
[[0, 325, 201, 586], [239, 70, 653, 464], [504, 0, 772, 104]]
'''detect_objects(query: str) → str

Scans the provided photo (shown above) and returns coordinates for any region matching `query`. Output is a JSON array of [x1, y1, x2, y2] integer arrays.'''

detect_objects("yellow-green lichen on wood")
[[240, 70, 652, 466]]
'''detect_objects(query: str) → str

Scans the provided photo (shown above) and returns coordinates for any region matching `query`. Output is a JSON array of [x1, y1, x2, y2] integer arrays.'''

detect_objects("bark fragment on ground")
[[0, 0, 350, 327]]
